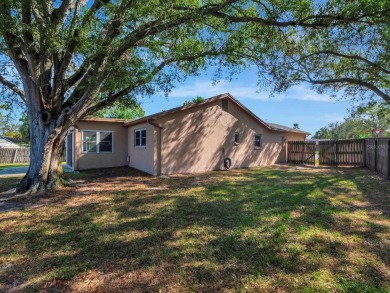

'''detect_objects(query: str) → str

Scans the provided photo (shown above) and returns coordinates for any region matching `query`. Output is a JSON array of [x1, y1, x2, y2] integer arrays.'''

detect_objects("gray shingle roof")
[[0, 137, 20, 148], [267, 123, 311, 135]]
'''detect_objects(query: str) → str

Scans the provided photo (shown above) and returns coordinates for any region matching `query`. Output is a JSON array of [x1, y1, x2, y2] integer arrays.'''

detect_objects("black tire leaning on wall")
[[224, 158, 231, 170]]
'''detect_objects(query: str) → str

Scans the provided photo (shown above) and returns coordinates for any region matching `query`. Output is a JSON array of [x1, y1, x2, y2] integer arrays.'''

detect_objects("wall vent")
[[222, 99, 228, 112]]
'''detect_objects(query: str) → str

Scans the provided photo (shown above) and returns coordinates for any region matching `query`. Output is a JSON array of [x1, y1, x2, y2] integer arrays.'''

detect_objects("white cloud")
[[284, 114, 345, 123], [168, 79, 334, 102], [286, 84, 334, 102]]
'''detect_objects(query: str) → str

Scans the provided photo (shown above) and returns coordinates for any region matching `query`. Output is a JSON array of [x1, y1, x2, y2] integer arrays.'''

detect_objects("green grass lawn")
[[0, 166, 389, 292], [0, 163, 29, 171]]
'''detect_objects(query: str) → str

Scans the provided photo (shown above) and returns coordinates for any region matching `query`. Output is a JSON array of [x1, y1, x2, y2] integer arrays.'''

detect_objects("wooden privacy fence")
[[365, 138, 390, 179], [287, 138, 390, 179], [0, 148, 30, 164], [287, 141, 316, 165], [319, 139, 365, 167]]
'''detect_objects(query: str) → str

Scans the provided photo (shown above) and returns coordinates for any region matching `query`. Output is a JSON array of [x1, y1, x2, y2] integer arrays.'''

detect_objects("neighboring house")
[[0, 137, 21, 148], [65, 93, 309, 175]]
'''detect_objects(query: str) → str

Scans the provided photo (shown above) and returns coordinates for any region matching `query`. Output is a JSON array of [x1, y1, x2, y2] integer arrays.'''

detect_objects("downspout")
[[147, 119, 163, 175]]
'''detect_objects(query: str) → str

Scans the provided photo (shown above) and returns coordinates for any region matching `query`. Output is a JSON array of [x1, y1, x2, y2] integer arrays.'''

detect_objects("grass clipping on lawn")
[[0, 166, 389, 292]]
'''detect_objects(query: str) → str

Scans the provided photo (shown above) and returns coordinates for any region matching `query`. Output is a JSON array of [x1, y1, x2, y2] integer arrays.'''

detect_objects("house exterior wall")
[[72, 99, 307, 174], [285, 132, 307, 141], [278, 132, 307, 163], [152, 99, 305, 175], [73, 120, 128, 170], [127, 123, 157, 175]]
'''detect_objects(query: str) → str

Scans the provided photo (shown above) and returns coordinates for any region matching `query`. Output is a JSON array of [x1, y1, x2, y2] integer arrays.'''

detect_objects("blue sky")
[[140, 68, 352, 137]]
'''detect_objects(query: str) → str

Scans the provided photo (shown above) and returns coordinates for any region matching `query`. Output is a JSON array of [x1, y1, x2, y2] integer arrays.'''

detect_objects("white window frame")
[[254, 134, 262, 149], [134, 128, 147, 148], [81, 130, 114, 153]]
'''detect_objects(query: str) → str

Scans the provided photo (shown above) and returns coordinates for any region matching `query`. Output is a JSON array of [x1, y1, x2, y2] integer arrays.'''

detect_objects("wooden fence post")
[[363, 139, 366, 167], [335, 141, 339, 166], [374, 139, 378, 171], [287, 141, 290, 163], [12, 149, 18, 163], [388, 140, 390, 179]]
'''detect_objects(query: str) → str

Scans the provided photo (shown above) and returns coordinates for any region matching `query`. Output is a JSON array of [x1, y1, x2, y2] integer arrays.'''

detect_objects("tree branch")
[[22, 1, 38, 59], [51, 0, 85, 108], [63, 57, 95, 90], [114, 0, 238, 58], [51, 0, 73, 26], [31, 2, 49, 28], [0, 74, 26, 103], [63, 0, 134, 94], [84, 48, 229, 116], [64, 0, 233, 105], [303, 50, 390, 75], [83, 60, 170, 116], [211, 8, 390, 28], [53, 0, 112, 97], [307, 77, 390, 104]]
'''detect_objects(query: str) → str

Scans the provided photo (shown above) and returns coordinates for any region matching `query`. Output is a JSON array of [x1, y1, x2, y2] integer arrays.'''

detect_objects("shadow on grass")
[[0, 166, 389, 292]]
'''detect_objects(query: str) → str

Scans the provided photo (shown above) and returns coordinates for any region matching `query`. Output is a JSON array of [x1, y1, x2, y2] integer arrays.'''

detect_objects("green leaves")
[[183, 96, 204, 106], [261, 0, 390, 103], [312, 101, 390, 139], [94, 102, 145, 120]]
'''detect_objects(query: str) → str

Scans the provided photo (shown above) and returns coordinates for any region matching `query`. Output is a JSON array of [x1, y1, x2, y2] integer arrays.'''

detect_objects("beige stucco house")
[[65, 93, 309, 175]]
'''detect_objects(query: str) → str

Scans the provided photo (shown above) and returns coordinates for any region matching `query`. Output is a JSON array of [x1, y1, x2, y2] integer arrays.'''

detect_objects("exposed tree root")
[[16, 173, 74, 195]]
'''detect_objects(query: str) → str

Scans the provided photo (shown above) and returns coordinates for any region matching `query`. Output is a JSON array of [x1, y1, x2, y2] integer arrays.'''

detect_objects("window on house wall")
[[222, 99, 228, 112], [254, 135, 262, 149], [99, 132, 113, 152], [82, 131, 113, 153], [82, 131, 97, 153], [234, 132, 239, 144], [135, 129, 146, 147]]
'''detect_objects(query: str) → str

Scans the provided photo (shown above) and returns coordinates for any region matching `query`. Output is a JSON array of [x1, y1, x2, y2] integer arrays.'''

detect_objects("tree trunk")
[[16, 110, 69, 193], [12, 69, 76, 193]]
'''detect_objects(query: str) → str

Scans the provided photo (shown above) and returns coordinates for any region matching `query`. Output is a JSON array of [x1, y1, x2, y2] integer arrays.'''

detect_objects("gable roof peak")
[[123, 93, 271, 130]]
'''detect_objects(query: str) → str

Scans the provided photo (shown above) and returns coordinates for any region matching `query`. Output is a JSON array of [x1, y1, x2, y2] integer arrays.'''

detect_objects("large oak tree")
[[0, 0, 388, 192]]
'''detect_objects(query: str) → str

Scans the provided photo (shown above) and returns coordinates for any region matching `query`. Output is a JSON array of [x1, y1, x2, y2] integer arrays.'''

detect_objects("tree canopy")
[[1, 0, 389, 117], [94, 101, 145, 120], [183, 96, 204, 106], [251, 1, 390, 104], [0, 112, 19, 136], [312, 102, 390, 139]]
